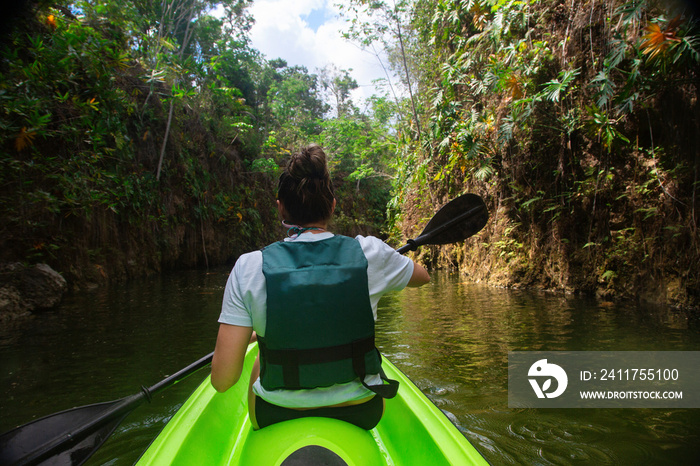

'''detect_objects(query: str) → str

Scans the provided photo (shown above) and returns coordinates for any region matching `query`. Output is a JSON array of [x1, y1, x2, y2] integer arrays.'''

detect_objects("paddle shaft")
[[148, 351, 213, 395]]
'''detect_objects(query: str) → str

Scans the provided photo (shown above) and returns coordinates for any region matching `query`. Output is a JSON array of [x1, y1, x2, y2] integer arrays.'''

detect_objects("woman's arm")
[[407, 261, 430, 287], [211, 323, 253, 392]]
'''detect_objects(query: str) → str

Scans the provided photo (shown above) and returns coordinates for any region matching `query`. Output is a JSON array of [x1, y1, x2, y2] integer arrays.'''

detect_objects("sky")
[[237, 0, 390, 105]]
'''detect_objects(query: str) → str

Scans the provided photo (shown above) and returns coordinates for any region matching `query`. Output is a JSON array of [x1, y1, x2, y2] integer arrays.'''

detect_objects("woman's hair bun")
[[277, 144, 335, 225], [287, 144, 328, 181]]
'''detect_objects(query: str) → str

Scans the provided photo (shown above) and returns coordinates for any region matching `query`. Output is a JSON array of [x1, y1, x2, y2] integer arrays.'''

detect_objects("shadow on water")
[[1, 269, 699, 464], [376, 272, 700, 465]]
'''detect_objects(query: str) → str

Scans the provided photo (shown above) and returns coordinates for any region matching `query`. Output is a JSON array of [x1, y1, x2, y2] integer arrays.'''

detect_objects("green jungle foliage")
[[355, 0, 699, 308], [0, 0, 396, 288]]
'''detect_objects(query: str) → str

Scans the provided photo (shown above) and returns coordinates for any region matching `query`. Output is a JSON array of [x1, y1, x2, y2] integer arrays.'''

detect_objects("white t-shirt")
[[218, 232, 415, 408]]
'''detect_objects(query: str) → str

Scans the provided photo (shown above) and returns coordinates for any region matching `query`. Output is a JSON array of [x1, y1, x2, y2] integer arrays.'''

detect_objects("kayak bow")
[[137, 343, 488, 465]]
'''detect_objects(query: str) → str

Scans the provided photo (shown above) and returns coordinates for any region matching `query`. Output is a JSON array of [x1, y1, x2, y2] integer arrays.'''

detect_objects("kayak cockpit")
[[137, 344, 488, 465]]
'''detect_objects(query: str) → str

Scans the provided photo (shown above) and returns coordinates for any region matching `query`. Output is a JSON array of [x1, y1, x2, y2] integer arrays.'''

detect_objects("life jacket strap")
[[351, 342, 399, 399], [258, 336, 399, 398], [361, 368, 399, 399]]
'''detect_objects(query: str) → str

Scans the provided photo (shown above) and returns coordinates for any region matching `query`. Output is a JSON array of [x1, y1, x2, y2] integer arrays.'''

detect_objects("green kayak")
[[137, 343, 488, 465]]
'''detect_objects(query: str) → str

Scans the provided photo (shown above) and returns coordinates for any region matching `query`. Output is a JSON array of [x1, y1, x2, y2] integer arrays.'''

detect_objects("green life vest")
[[259, 235, 398, 398]]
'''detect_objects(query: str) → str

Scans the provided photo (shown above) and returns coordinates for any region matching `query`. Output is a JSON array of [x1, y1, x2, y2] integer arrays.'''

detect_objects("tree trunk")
[[155, 3, 196, 181], [394, 12, 420, 140], [156, 99, 174, 181]]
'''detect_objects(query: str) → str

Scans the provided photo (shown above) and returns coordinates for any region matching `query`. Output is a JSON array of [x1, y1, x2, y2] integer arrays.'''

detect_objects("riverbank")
[[401, 190, 699, 313]]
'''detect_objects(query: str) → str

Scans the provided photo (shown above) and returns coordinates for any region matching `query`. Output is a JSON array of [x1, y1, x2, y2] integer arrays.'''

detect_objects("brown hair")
[[277, 144, 335, 225]]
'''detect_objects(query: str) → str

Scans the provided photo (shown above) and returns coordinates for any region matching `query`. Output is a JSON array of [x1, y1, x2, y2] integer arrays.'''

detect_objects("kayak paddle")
[[0, 192, 488, 465], [0, 352, 213, 466], [396, 193, 488, 254]]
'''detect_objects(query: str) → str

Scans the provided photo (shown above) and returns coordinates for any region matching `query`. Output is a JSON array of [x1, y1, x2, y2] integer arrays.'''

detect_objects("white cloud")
[[247, 0, 390, 105]]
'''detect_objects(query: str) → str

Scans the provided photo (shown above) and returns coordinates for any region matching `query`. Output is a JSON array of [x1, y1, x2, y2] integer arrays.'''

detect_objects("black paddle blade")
[[419, 193, 488, 245], [397, 193, 488, 254], [0, 352, 213, 466], [0, 396, 142, 466]]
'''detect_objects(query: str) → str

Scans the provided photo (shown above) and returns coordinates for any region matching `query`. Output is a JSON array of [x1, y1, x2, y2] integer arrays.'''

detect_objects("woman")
[[211, 144, 430, 430]]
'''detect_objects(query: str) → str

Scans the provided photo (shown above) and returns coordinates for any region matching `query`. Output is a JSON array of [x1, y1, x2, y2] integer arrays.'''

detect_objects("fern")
[[542, 68, 580, 102], [590, 70, 616, 108]]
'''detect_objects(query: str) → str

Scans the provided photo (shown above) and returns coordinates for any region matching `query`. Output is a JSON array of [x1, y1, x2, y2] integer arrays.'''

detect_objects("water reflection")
[[376, 272, 700, 465]]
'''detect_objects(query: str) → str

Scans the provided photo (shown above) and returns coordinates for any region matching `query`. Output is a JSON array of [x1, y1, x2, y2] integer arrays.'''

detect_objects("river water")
[[1, 268, 698, 465]]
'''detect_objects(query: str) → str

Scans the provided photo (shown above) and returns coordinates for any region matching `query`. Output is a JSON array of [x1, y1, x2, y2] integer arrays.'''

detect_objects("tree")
[[267, 63, 329, 146], [338, 0, 421, 140], [319, 94, 396, 234], [102, 0, 253, 180], [318, 64, 359, 118]]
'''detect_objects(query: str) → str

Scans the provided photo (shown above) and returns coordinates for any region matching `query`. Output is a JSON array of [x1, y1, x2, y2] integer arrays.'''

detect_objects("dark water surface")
[[1, 269, 699, 465]]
